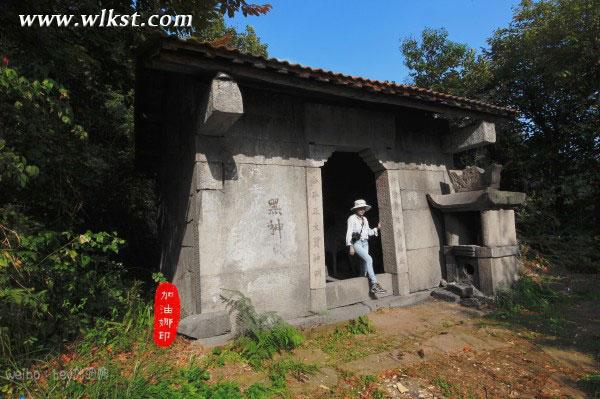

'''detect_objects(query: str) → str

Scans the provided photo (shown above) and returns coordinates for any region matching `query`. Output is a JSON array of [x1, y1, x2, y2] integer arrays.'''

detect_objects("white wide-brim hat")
[[350, 199, 371, 212]]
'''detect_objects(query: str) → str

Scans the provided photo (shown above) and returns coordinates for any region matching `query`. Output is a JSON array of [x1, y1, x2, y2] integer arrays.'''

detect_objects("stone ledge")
[[443, 245, 518, 258], [427, 189, 526, 211], [325, 273, 393, 309], [177, 310, 231, 339], [189, 291, 434, 347]]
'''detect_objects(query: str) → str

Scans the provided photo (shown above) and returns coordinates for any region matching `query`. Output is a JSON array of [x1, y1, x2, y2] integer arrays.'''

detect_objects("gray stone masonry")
[[443, 120, 496, 153], [446, 282, 474, 298], [145, 68, 517, 340]]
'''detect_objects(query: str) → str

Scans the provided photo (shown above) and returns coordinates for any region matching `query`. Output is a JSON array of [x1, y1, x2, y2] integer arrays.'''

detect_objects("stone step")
[[431, 288, 460, 303], [446, 282, 474, 298]]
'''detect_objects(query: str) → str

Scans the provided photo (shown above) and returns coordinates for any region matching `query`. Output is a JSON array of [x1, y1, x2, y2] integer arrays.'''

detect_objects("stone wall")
[[157, 74, 205, 317], [390, 117, 452, 293], [159, 76, 454, 320], [193, 87, 312, 319]]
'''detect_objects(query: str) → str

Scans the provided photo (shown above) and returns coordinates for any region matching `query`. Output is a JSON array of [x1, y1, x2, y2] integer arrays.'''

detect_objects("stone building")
[[135, 37, 525, 340]]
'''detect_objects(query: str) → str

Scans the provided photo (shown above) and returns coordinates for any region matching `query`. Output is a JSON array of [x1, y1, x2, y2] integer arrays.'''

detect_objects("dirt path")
[[263, 299, 599, 398]]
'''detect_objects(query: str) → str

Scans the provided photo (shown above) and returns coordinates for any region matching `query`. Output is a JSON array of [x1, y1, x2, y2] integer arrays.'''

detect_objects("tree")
[[0, 0, 271, 366], [400, 28, 492, 98], [0, 0, 270, 273], [400, 0, 600, 235], [487, 0, 600, 233]]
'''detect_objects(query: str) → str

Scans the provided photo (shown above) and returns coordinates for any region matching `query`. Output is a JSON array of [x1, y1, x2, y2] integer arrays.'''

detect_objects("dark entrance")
[[321, 151, 384, 280]]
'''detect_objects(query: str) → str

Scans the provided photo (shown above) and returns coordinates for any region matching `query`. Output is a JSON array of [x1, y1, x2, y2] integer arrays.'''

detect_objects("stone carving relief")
[[448, 164, 502, 192]]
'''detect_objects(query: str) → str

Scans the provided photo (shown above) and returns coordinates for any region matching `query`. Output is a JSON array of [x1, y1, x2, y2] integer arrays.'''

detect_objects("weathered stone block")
[[404, 209, 442, 250], [304, 103, 394, 148], [431, 288, 460, 303], [396, 169, 446, 192], [325, 273, 393, 309], [310, 287, 326, 313], [407, 247, 443, 292], [477, 256, 520, 296], [196, 161, 223, 190], [200, 266, 310, 319], [178, 311, 231, 339], [197, 73, 243, 136], [444, 121, 496, 153], [481, 209, 517, 247], [400, 190, 430, 210], [446, 282, 473, 298]]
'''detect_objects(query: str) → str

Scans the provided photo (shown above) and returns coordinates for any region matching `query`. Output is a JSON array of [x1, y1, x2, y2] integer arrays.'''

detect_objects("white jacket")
[[345, 214, 378, 246]]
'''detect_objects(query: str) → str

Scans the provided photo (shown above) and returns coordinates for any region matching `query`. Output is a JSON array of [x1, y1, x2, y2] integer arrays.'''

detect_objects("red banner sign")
[[153, 282, 180, 347]]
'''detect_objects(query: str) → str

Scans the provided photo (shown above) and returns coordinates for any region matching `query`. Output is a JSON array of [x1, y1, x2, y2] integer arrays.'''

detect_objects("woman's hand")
[[377, 222, 381, 229], [349, 245, 355, 256]]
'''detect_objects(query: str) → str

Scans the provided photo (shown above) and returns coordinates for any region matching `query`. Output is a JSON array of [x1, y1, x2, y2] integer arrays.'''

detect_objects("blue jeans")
[[353, 239, 377, 284]]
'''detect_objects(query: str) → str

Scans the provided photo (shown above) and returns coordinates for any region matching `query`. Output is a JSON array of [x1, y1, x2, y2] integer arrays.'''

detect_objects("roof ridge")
[[163, 36, 516, 116]]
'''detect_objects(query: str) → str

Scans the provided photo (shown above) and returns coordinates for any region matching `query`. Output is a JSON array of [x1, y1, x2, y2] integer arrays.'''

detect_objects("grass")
[[267, 357, 318, 393], [5, 247, 598, 398], [332, 373, 386, 398], [578, 374, 600, 398], [433, 376, 478, 399], [308, 316, 396, 364], [2, 290, 314, 398]]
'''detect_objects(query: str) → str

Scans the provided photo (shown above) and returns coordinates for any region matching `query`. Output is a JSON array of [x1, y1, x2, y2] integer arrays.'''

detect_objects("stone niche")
[[427, 165, 526, 295]]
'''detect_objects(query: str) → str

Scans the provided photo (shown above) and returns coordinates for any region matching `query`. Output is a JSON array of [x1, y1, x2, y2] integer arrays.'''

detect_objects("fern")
[[220, 289, 304, 368]]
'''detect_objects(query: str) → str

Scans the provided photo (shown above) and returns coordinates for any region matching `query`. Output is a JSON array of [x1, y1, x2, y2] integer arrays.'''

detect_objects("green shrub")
[[578, 374, 600, 397], [495, 274, 563, 316], [346, 316, 375, 335], [521, 234, 600, 273], [0, 225, 136, 370], [221, 290, 304, 368], [244, 383, 272, 399]]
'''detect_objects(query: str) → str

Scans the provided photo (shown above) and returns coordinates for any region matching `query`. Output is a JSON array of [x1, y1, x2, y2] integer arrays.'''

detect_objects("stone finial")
[[197, 72, 243, 136]]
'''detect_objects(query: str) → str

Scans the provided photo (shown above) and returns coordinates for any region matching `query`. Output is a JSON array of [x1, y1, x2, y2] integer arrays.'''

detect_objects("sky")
[[224, 0, 522, 84]]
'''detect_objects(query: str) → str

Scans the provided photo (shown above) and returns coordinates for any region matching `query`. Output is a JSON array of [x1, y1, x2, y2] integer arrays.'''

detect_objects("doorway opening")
[[321, 151, 384, 280]]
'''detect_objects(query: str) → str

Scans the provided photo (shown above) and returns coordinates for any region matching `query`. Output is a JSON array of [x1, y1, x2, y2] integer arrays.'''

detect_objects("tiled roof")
[[156, 37, 516, 118]]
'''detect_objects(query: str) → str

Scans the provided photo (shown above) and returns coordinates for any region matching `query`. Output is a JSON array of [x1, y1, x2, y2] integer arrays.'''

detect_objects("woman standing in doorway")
[[346, 199, 387, 295]]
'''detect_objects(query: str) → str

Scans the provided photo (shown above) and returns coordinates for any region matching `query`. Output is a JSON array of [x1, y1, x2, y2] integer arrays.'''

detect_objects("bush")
[[521, 234, 600, 274], [0, 224, 135, 369], [495, 274, 563, 316], [578, 374, 600, 398]]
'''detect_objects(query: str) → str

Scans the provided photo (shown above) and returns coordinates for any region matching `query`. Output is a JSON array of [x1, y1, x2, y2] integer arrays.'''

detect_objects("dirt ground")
[[187, 281, 599, 399], [279, 300, 597, 398]]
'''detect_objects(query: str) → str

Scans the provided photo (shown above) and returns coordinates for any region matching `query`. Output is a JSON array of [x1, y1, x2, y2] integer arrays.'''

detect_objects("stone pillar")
[[305, 167, 327, 313], [375, 170, 410, 295], [443, 213, 461, 246], [481, 209, 517, 247], [194, 160, 224, 315]]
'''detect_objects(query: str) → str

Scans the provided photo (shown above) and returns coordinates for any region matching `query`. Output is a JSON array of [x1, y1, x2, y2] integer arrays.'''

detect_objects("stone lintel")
[[197, 72, 243, 136], [444, 120, 496, 153]]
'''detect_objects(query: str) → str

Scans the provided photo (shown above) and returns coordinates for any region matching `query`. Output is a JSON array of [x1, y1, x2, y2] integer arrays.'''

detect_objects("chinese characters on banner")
[[153, 282, 180, 348]]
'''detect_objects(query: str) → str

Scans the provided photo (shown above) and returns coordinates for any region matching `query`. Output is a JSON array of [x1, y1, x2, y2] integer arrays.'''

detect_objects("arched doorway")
[[321, 151, 384, 280]]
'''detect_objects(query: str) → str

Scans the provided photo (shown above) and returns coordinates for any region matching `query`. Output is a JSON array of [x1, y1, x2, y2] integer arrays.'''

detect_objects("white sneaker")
[[370, 283, 387, 294]]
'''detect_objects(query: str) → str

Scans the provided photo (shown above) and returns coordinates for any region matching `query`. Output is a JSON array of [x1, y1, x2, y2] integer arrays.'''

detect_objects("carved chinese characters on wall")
[[306, 168, 326, 290], [267, 198, 284, 254]]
